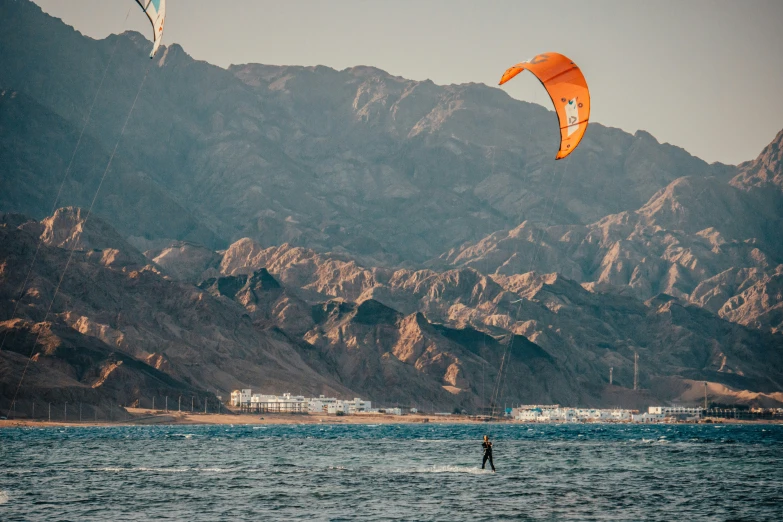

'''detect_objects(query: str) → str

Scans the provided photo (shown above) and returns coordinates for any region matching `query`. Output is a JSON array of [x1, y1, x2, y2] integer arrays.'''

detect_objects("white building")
[[345, 398, 372, 414], [632, 412, 666, 423], [307, 395, 338, 413], [327, 402, 347, 414], [514, 406, 635, 423], [230, 389, 252, 407], [610, 410, 632, 421], [250, 393, 306, 412], [649, 406, 703, 418], [231, 390, 372, 415]]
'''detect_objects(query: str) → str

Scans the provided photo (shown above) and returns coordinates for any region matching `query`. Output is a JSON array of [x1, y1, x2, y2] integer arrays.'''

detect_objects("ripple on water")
[[1, 423, 781, 521]]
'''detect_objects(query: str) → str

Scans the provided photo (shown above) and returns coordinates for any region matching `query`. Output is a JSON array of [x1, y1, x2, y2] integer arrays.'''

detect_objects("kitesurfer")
[[482, 435, 495, 472]]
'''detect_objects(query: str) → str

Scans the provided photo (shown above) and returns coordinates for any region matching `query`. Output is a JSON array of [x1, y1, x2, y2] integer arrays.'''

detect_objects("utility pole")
[[191, 396, 194, 412], [165, 396, 168, 413], [205, 398, 208, 414], [633, 352, 639, 391], [152, 397, 155, 411], [79, 402, 82, 422], [32, 402, 35, 420], [48, 402, 51, 422], [178, 396, 181, 412], [64, 402, 68, 422], [609, 367, 613, 386]]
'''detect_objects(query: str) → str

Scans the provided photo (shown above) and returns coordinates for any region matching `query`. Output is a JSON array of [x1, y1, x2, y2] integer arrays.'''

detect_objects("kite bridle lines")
[[0, 7, 134, 357], [6, 59, 154, 419], [488, 152, 573, 424]]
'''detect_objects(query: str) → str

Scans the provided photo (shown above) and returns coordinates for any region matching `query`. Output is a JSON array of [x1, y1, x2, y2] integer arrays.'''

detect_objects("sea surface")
[[1, 423, 782, 521]]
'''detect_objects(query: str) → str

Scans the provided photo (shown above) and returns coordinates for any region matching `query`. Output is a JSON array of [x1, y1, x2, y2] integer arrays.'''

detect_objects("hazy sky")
[[33, 0, 783, 165]]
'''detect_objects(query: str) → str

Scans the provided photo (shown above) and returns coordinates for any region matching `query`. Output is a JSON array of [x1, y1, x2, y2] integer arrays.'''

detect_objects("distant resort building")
[[631, 412, 666, 423], [514, 407, 635, 423], [647, 406, 703, 421], [230, 390, 373, 415], [231, 389, 251, 406], [648, 406, 703, 418], [512, 405, 705, 423], [514, 407, 633, 422]]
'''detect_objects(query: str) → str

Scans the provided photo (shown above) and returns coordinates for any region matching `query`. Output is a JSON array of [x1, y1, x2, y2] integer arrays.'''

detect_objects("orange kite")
[[499, 52, 590, 160]]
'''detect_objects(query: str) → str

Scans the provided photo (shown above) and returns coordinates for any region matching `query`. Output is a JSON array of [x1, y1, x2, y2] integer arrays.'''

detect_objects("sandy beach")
[[0, 408, 491, 428], [1, 408, 779, 429]]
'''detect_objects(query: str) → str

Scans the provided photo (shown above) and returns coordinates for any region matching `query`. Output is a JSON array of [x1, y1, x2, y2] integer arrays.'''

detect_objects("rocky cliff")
[[0, 0, 735, 264], [1, 0, 782, 411]]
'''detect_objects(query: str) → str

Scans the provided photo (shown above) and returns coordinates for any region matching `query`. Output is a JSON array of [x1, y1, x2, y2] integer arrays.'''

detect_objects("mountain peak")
[[634, 129, 659, 143], [732, 128, 783, 191]]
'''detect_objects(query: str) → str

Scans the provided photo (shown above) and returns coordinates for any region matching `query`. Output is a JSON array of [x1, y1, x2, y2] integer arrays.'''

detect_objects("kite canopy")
[[499, 53, 590, 160], [135, 0, 166, 58]]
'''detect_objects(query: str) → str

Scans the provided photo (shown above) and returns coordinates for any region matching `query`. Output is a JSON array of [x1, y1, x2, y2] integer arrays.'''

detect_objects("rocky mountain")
[[1, 0, 735, 264], [0, 88, 222, 249], [0, 210, 355, 411], [177, 236, 783, 408], [732, 128, 783, 192], [0, 318, 211, 419], [7, 208, 782, 411], [440, 153, 783, 334], [438, 127, 783, 334], [2, 0, 783, 412]]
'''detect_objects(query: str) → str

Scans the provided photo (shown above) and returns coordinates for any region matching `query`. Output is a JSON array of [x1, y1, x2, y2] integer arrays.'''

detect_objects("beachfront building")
[[610, 410, 632, 421], [344, 398, 372, 414], [648, 406, 703, 420], [232, 391, 372, 415], [250, 393, 307, 412], [326, 403, 346, 414], [307, 395, 338, 414], [632, 412, 666, 423], [513, 406, 636, 423], [316, 398, 373, 415], [230, 389, 252, 407]]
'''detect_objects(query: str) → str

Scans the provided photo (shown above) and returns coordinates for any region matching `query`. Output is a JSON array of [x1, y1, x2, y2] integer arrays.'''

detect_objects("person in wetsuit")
[[482, 435, 495, 472]]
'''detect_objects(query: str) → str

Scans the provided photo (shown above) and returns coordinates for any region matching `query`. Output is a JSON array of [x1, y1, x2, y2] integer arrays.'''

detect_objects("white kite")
[[135, 0, 167, 58]]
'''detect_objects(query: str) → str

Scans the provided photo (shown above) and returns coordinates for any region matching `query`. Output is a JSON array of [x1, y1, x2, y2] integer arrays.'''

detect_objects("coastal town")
[[229, 390, 783, 423]]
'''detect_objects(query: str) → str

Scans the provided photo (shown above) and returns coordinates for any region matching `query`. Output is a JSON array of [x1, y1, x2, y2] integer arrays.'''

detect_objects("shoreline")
[[0, 409, 481, 428], [1, 409, 781, 428]]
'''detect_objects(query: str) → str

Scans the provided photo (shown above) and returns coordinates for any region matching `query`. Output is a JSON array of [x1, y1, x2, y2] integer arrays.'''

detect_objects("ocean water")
[[1, 423, 782, 521]]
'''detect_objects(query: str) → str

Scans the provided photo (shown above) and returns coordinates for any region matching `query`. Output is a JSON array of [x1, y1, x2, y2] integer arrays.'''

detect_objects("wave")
[[93, 466, 251, 474], [136, 467, 191, 473], [640, 438, 669, 444], [399, 465, 493, 475]]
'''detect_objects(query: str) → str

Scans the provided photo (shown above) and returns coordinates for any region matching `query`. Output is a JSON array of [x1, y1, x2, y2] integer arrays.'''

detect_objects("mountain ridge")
[[2, 0, 783, 413]]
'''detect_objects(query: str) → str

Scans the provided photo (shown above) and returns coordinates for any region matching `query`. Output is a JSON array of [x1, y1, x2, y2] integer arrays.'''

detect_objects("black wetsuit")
[[482, 441, 495, 471]]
